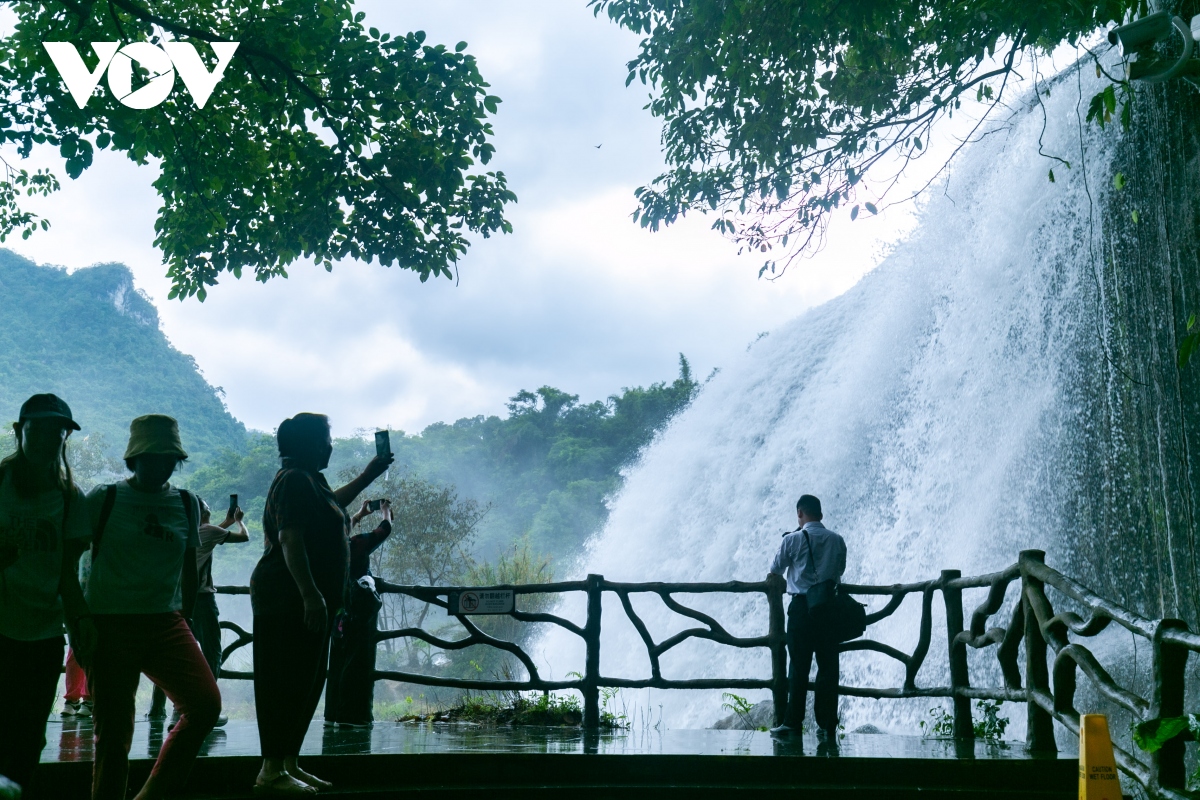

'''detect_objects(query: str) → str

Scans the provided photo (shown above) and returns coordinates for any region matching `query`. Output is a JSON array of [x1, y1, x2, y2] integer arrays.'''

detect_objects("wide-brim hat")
[[124, 414, 188, 460], [19, 393, 81, 431]]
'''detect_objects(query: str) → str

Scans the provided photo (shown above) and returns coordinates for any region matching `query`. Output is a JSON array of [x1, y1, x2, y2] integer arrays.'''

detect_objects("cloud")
[[4, 0, 906, 437]]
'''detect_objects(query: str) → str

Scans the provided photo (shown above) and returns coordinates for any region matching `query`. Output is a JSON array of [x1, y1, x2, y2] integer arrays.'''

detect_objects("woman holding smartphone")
[[251, 413, 391, 795], [0, 394, 91, 798]]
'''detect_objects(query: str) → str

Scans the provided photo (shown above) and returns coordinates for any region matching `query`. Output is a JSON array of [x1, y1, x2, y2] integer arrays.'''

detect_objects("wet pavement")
[[42, 718, 1075, 762]]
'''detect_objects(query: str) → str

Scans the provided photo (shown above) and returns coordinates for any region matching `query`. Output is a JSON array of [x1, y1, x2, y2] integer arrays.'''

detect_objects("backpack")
[[92, 484, 195, 561]]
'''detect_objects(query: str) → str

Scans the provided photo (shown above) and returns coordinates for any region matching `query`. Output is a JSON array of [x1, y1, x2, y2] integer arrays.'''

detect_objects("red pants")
[[89, 613, 220, 800], [65, 647, 90, 702]]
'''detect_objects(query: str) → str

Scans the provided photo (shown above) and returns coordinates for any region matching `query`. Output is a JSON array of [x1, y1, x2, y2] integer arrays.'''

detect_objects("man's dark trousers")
[[782, 594, 839, 731]]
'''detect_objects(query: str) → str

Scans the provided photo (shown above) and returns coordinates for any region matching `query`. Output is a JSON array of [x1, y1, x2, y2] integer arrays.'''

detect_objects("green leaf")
[[864, 202, 877, 214], [1131, 210, 1140, 224], [456, 41, 468, 52], [1133, 716, 1194, 752], [1048, 169, 1055, 183], [850, 205, 859, 221], [1113, 172, 1126, 191]]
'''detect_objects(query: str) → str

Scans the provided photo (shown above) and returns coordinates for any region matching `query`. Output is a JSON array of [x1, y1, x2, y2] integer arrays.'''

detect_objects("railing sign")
[[448, 589, 515, 615]]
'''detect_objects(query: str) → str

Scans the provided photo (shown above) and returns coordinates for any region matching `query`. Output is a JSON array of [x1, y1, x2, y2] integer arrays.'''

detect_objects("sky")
[[7, 1, 915, 436]]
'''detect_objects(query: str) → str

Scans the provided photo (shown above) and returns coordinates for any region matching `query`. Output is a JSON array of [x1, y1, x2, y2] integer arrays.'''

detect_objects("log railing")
[[214, 549, 1200, 799]]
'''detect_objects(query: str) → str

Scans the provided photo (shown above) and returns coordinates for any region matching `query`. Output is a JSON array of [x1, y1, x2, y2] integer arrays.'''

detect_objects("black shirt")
[[250, 462, 350, 616]]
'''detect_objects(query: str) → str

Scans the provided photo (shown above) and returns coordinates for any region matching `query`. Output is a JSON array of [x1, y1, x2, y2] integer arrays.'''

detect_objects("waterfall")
[[539, 63, 1122, 732]]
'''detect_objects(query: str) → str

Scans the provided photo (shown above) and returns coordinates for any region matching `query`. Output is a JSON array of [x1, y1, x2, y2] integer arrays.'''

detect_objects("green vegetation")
[[920, 701, 1011, 741], [592, 0, 1139, 276], [1, 1, 514, 298], [196, 354, 700, 582], [721, 692, 767, 732], [0, 250, 246, 462], [397, 690, 628, 729]]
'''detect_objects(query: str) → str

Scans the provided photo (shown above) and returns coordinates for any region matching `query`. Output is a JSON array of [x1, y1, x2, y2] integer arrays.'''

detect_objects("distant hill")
[[0, 249, 245, 462]]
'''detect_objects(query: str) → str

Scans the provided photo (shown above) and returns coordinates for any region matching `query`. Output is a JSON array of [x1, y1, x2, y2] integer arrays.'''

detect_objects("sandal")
[[252, 775, 317, 796]]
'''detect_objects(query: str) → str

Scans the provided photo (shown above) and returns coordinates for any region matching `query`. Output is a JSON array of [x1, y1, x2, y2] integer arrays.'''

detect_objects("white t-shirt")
[[0, 472, 90, 640], [85, 482, 200, 615]]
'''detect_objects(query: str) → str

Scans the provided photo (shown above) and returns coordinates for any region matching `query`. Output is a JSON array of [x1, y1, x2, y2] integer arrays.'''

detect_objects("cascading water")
[[540, 63, 1123, 732]]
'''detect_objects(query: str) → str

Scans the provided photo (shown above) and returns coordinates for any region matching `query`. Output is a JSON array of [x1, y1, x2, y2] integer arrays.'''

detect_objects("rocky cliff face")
[[0, 249, 246, 463], [1067, 77, 1200, 627]]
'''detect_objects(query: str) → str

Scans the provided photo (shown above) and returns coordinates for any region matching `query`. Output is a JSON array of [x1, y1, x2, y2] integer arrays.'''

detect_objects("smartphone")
[[375, 430, 391, 458], [229, 494, 238, 513], [367, 499, 383, 513]]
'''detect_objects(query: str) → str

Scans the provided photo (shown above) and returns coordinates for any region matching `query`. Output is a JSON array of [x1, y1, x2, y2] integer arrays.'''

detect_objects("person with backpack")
[[250, 413, 391, 795], [768, 494, 847, 742], [82, 414, 221, 800], [0, 394, 91, 798]]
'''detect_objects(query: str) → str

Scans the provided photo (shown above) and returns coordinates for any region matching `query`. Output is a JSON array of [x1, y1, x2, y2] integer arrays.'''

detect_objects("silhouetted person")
[[325, 498, 392, 726], [150, 496, 248, 726], [250, 413, 392, 794], [768, 494, 846, 741], [0, 394, 90, 799], [79, 414, 221, 800]]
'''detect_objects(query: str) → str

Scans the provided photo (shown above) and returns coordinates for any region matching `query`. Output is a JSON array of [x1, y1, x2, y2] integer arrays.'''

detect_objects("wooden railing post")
[[941, 569, 973, 740], [1020, 549, 1057, 754], [766, 573, 788, 726], [1151, 620, 1189, 792], [583, 573, 603, 730]]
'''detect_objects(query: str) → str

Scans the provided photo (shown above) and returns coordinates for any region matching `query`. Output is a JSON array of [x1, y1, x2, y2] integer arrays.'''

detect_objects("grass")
[[397, 691, 628, 730]]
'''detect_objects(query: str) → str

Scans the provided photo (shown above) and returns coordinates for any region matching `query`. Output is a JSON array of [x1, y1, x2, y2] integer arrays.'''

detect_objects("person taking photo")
[[250, 413, 392, 795], [149, 496, 248, 726]]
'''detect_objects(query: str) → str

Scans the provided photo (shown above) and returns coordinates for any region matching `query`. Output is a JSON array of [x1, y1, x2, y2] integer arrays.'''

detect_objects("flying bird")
[[594, 144, 602, 149]]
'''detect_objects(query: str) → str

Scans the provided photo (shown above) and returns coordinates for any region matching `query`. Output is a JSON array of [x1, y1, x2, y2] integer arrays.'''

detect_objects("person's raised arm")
[[333, 453, 393, 508], [222, 507, 250, 543], [280, 527, 326, 632], [363, 501, 393, 551]]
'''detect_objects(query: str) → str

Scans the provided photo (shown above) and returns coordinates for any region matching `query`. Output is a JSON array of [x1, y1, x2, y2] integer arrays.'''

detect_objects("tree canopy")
[[592, 0, 1138, 276], [1, 0, 516, 298]]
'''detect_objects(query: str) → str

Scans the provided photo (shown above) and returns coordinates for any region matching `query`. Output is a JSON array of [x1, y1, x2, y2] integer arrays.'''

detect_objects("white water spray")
[[541, 65, 1118, 731]]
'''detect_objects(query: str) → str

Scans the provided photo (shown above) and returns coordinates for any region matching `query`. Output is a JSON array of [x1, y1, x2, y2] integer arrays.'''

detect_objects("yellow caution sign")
[[1079, 714, 1122, 800]]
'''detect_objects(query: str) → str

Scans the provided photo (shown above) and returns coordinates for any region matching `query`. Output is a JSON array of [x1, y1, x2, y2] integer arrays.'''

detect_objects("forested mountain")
[[0, 250, 246, 461], [0, 249, 701, 583], [188, 358, 700, 575]]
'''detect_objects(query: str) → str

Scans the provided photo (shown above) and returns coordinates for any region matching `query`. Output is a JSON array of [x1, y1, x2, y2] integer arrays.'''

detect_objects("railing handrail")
[[213, 553, 1198, 799]]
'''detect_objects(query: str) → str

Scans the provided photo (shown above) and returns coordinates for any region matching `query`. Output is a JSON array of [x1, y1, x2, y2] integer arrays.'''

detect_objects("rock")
[[852, 724, 886, 734], [711, 700, 775, 730]]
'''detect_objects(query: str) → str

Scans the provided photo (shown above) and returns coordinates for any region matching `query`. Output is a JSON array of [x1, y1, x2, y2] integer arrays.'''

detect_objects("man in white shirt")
[[768, 494, 846, 740]]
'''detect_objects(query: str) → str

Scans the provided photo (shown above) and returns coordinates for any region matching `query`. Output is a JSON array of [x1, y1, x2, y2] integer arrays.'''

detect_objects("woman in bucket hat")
[[79, 414, 221, 800], [0, 394, 91, 798]]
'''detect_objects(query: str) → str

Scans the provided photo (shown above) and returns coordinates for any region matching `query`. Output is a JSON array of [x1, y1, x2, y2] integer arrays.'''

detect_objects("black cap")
[[18, 394, 80, 431]]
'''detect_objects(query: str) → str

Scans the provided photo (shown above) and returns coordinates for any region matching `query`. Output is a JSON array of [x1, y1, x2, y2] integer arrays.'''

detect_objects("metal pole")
[[1019, 549, 1057, 754], [766, 573, 788, 726], [941, 569, 973, 740], [583, 573, 603, 730]]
